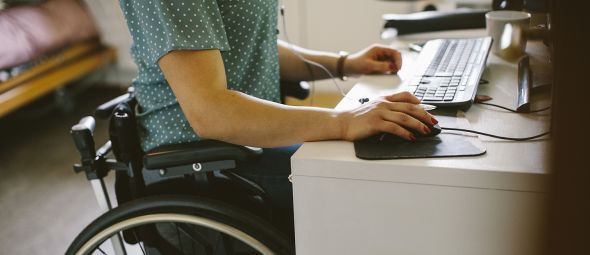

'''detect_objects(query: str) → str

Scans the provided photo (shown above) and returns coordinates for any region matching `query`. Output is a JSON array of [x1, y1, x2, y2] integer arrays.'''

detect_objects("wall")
[[279, 0, 415, 95], [83, 0, 490, 88], [84, 0, 415, 87], [82, 0, 136, 85]]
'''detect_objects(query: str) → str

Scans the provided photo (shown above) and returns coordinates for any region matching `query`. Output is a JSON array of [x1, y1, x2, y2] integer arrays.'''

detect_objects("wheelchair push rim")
[[67, 195, 294, 255], [75, 213, 273, 255]]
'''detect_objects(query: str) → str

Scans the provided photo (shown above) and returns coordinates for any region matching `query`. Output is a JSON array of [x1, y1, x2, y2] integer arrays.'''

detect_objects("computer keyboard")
[[406, 37, 492, 109]]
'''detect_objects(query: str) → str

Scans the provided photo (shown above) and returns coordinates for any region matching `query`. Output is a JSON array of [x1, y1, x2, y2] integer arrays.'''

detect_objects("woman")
[[119, 0, 436, 234]]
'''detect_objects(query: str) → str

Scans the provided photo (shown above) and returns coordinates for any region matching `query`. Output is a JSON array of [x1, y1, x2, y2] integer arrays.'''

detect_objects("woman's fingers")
[[367, 60, 396, 73], [383, 102, 437, 126], [367, 97, 439, 139], [379, 110, 431, 137], [373, 46, 403, 70], [376, 121, 415, 141], [385, 91, 421, 104]]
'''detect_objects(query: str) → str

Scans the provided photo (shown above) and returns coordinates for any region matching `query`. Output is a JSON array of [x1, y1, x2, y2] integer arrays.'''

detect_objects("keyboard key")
[[468, 54, 477, 64], [435, 72, 454, 77], [423, 96, 441, 101], [465, 64, 474, 75], [476, 51, 485, 64], [460, 78, 468, 86]]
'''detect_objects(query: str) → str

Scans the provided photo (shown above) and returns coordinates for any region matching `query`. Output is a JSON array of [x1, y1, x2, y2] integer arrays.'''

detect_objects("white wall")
[[82, 0, 137, 85], [300, 0, 412, 51], [279, 0, 415, 94]]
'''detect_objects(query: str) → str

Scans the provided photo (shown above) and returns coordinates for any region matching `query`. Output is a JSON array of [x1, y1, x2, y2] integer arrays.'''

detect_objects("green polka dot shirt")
[[119, 0, 281, 152]]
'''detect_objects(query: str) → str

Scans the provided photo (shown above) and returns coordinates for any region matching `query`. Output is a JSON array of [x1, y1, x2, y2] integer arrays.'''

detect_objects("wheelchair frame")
[[69, 83, 308, 254]]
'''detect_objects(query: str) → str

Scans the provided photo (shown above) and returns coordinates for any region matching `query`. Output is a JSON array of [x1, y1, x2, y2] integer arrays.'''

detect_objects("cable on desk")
[[475, 101, 552, 113], [441, 127, 550, 141]]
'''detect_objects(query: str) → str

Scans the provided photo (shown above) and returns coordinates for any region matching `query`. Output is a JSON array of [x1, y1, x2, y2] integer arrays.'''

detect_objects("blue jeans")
[[236, 144, 300, 210], [236, 144, 300, 236]]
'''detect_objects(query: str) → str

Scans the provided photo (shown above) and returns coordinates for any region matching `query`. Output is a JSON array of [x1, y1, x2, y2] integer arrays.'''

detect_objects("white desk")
[[291, 31, 551, 255]]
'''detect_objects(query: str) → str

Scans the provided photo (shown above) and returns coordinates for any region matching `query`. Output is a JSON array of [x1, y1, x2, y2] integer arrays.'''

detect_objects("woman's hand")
[[338, 92, 438, 141], [344, 44, 403, 76]]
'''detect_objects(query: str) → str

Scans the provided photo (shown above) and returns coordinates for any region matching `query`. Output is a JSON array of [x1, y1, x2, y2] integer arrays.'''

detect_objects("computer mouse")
[[377, 123, 441, 142], [413, 123, 442, 138]]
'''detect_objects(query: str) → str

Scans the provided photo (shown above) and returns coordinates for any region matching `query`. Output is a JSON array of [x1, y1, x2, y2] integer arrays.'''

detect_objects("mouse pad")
[[353, 112, 486, 160], [354, 133, 486, 160]]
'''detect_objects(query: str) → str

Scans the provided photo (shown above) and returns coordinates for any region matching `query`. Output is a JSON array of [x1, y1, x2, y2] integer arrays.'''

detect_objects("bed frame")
[[0, 40, 117, 118]]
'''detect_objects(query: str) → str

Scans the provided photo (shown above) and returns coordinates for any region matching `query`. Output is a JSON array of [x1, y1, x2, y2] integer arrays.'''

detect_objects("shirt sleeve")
[[120, 0, 230, 64]]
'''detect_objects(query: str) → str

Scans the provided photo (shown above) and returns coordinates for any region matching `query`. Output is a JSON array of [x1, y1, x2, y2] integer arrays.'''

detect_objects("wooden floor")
[[0, 84, 342, 254], [0, 87, 123, 254]]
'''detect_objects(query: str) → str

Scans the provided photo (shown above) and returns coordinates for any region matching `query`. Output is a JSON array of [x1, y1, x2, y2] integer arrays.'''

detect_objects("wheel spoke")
[[97, 246, 107, 255], [132, 230, 146, 255], [67, 197, 285, 255], [175, 223, 184, 252]]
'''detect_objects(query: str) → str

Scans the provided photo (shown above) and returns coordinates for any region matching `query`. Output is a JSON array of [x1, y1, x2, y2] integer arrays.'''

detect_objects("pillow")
[[1, 0, 46, 10], [0, 0, 98, 69]]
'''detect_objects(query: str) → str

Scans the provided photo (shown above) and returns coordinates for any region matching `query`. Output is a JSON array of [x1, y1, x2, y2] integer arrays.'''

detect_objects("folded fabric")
[[0, 0, 98, 69], [0, 0, 45, 10]]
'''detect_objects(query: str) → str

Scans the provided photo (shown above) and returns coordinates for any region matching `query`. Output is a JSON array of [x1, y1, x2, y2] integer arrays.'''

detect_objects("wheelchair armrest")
[[383, 9, 487, 36], [144, 140, 262, 170], [95, 87, 135, 119]]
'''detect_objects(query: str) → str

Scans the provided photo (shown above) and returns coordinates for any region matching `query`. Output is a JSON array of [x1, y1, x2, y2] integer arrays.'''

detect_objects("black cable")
[[441, 127, 550, 141], [475, 101, 551, 113]]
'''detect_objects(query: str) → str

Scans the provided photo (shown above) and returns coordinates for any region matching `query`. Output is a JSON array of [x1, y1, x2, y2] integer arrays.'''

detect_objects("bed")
[[0, 0, 117, 118]]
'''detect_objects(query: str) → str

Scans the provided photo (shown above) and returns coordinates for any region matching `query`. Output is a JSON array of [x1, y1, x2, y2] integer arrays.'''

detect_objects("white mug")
[[486, 11, 531, 59]]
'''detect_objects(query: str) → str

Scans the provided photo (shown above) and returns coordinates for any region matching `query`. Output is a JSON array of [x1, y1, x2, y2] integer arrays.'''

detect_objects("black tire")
[[66, 195, 295, 255]]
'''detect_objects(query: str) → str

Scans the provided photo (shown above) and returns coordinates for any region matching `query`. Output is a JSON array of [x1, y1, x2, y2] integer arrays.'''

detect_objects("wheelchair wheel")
[[66, 195, 294, 255]]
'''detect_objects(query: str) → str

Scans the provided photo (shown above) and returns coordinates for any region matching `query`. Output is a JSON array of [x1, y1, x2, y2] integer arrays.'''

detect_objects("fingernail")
[[409, 134, 416, 141], [423, 126, 431, 134], [432, 117, 438, 125]]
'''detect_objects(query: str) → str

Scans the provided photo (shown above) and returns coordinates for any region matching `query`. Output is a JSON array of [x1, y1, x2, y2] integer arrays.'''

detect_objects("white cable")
[[279, 5, 358, 104]]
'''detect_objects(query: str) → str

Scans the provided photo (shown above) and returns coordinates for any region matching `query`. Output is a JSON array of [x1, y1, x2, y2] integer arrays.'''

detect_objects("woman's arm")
[[159, 49, 436, 147], [278, 40, 403, 82]]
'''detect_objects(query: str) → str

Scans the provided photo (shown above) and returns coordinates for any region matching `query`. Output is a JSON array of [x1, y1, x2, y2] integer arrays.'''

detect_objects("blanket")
[[0, 0, 97, 69]]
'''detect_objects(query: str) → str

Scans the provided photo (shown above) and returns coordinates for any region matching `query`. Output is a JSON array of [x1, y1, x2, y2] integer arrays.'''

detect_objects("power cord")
[[440, 127, 550, 141], [441, 98, 551, 141], [475, 101, 551, 113]]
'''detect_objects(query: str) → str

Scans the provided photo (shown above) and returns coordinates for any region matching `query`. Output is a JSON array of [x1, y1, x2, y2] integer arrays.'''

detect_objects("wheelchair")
[[66, 82, 309, 255]]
